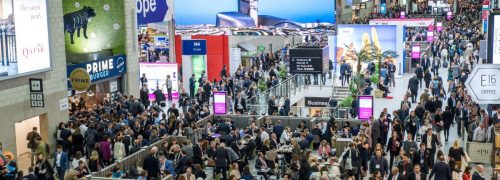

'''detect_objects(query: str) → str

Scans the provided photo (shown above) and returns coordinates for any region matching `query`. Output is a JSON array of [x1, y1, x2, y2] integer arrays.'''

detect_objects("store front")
[[67, 55, 127, 110]]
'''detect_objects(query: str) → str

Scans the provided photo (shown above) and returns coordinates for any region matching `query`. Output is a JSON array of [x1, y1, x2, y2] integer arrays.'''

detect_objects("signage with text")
[[136, 0, 174, 25], [289, 46, 329, 74], [213, 91, 227, 114], [427, 31, 434, 42], [358, 96, 373, 120], [464, 64, 500, 104], [411, 45, 421, 59], [182, 40, 207, 55], [67, 55, 127, 89], [466, 142, 493, 163], [304, 97, 330, 107], [489, 13, 500, 64]]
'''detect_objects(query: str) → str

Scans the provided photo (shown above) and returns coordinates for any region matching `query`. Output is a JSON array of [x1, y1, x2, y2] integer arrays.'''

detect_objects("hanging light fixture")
[[87, 89, 95, 97]]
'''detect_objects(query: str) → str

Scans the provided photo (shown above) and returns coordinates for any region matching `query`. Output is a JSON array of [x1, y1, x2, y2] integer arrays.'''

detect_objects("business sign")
[[466, 142, 493, 163], [69, 68, 91, 91], [400, 11, 405, 19], [411, 45, 421, 59], [427, 31, 434, 42], [436, 22, 442, 32], [447, 11, 453, 20], [67, 55, 127, 89], [0, 0, 51, 81], [139, 62, 179, 101], [213, 91, 227, 114], [304, 97, 330, 107], [182, 40, 207, 55], [137, 0, 174, 25], [29, 78, 44, 108], [380, 3, 386, 14], [358, 96, 373, 120], [464, 64, 500, 104], [289, 46, 329, 74]]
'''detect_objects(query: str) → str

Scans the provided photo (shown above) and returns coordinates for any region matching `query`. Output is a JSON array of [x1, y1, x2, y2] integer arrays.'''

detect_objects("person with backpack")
[[84, 124, 98, 158], [26, 127, 41, 166], [341, 142, 360, 179]]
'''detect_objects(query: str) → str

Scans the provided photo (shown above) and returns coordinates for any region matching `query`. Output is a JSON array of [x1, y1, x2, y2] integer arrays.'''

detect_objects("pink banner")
[[400, 11, 405, 19], [427, 31, 434, 42], [358, 96, 373, 120], [436, 22, 442, 32], [412, 45, 420, 59]]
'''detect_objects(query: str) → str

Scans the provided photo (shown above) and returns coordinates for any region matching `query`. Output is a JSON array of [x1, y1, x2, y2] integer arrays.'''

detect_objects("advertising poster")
[[63, 0, 126, 64], [139, 63, 179, 101], [400, 11, 405, 19], [336, 25, 397, 71], [447, 11, 453, 20], [436, 22, 442, 32], [0, 0, 51, 81], [175, 0, 335, 35], [192, 55, 207, 91], [358, 95, 373, 120], [213, 91, 227, 114], [136, 0, 174, 25], [412, 45, 421, 59], [427, 31, 434, 42]]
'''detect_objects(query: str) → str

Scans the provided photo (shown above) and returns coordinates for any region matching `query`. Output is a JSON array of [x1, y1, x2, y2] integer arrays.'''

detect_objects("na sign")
[[465, 64, 500, 104], [136, 0, 173, 25]]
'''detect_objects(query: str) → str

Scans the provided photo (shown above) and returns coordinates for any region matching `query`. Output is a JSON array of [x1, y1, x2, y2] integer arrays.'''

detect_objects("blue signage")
[[380, 3, 387, 15], [182, 40, 207, 55], [136, 0, 171, 25], [67, 55, 127, 89]]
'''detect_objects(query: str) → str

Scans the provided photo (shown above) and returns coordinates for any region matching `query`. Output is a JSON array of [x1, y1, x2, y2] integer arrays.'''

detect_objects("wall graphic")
[[63, 0, 125, 64]]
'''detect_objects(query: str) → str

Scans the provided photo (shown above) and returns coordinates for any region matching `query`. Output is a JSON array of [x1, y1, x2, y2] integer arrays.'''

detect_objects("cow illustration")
[[63, 6, 96, 44]]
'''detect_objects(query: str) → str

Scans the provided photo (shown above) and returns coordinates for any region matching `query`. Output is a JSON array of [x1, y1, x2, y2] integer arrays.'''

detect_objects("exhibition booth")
[[369, 18, 435, 73], [138, 23, 170, 62]]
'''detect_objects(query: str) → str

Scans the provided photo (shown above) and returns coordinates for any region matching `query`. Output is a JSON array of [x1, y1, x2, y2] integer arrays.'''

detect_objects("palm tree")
[[370, 44, 398, 79]]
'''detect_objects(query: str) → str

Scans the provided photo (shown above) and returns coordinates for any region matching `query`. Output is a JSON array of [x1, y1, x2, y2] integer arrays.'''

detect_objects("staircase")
[[333, 85, 350, 101]]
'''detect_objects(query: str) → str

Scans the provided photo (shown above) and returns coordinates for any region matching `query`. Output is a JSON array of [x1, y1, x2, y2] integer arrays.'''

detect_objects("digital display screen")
[[412, 45, 421, 59], [213, 91, 227, 114], [1, 0, 51, 81], [139, 63, 179, 101], [358, 96, 373, 120]]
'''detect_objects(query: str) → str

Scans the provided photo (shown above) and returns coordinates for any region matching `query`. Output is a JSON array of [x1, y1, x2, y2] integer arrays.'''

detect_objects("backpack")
[[85, 129, 97, 145], [442, 61, 448, 68]]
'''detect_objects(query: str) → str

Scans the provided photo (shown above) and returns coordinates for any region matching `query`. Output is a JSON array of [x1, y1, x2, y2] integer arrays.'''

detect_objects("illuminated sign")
[[67, 55, 126, 89]]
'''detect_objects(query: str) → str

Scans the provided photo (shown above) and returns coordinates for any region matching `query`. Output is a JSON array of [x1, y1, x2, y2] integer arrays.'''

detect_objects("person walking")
[[166, 75, 173, 101], [143, 147, 160, 180], [429, 155, 452, 180], [408, 75, 419, 103], [213, 143, 230, 180], [26, 127, 41, 166], [189, 74, 196, 99]]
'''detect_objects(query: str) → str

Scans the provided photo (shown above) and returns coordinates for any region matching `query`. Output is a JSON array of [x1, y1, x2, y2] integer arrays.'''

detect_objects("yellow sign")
[[69, 68, 91, 91]]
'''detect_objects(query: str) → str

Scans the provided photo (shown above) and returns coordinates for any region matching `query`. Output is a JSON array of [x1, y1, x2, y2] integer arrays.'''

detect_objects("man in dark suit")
[[267, 96, 277, 115], [60, 125, 72, 152], [415, 64, 424, 88], [175, 150, 190, 175], [122, 130, 133, 156], [421, 128, 441, 168], [243, 135, 256, 162], [340, 60, 348, 86], [408, 164, 427, 180], [255, 152, 273, 179], [387, 167, 404, 180], [143, 147, 161, 180], [283, 95, 290, 116], [408, 75, 419, 103], [273, 120, 285, 139], [429, 155, 451, 180], [413, 143, 430, 174], [472, 165, 486, 180], [23, 167, 38, 180], [192, 139, 204, 166], [189, 74, 196, 99], [212, 143, 230, 180], [54, 145, 69, 180], [397, 154, 413, 179]]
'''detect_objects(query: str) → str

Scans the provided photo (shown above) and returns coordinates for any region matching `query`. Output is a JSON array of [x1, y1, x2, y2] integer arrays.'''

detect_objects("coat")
[[99, 141, 112, 161], [408, 77, 419, 92], [212, 147, 230, 167], [53, 151, 69, 170], [371, 120, 381, 147], [143, 155, 160, 178], [113, 142, 126, 161], [192, 144, 204, 165], [429, 161, 452, 180]]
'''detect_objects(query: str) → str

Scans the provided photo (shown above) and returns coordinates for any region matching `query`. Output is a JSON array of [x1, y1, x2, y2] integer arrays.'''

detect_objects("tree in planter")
[[370, 44, 398, 80]]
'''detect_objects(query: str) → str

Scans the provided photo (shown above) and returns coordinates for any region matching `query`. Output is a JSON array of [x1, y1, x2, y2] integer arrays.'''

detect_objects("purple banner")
[[411, 45, 421, 59], [213, 91, 227, 114], [447, 12, 452, 20], [400, 11, 405, 19], [358, 96, 373, 120]]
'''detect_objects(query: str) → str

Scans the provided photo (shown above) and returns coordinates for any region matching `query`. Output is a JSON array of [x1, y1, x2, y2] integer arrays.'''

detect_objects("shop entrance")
[[15, 116, 40, 157]]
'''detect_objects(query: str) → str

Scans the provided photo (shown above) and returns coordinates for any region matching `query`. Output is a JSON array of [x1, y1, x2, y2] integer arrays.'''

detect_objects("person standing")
[[340, 60, 348, 86], [408, 164, 426, 180], [166, 75, 173, 102], [140, 73, 148, 85], [213, 143, 230, 180], [415, 64, 424, 89], [388, 61, 396, 87], [140, 84, 150, 109], [471, 165, 485, 180], [408, 75, 419, 104], [189, 74, 196, 99], [283, 95, 290, 116], [26, 127, 41, 166], [54, 145, 69, 180], [143, 147, 160, 180]]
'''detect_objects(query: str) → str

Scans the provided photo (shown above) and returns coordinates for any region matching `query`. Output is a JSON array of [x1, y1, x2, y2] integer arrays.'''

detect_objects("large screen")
[[0, 0, 51, 81], [175, 0, 335, 35], [213, 91, 227, 114], [336, 25, 397, 72], [139, 63, 179, 101]]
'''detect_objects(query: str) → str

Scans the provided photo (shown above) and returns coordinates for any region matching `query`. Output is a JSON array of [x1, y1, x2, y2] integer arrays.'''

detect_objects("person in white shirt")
[[260, 127, 270, 143], [473, 123, 487, 142], [280, 127, 291, 144]]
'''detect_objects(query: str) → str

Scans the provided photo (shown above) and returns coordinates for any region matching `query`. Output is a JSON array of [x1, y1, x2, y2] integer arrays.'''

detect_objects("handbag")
[[207, 158, 216, 167]]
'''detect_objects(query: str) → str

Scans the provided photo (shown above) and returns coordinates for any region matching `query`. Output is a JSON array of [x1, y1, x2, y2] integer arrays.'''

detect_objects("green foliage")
[[370, 73, 380, 84], [340, 95, 354, 107], [278, 64, 288, 80], [257, 78, 267, 92]]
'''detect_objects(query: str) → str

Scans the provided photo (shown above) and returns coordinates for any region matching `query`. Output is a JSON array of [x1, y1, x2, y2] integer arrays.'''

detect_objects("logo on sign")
[[69, 68, 91, 91], [137, 0, 159, 17], [117, 57, 125, 73]]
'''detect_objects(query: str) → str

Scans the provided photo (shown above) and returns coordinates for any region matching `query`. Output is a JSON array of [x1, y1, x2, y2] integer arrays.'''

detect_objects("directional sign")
[[29, 78, 43, 92], [136, 0, 173, 25], [465, 64, 500, 104]]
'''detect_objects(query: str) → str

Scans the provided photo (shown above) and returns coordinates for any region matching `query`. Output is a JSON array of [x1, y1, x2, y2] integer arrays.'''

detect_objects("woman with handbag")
[[448, 140, 468, 170], [34, 154, 55, 180]]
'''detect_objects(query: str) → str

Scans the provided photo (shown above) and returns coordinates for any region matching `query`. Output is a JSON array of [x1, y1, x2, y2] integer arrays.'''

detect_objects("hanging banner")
[[136, 0, 174, 25]]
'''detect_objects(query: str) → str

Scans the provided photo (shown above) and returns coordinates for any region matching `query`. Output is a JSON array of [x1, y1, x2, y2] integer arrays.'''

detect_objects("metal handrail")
[[246, 104, 352, 118]]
